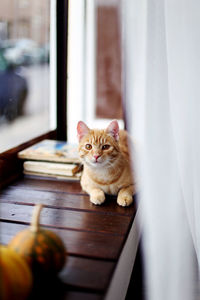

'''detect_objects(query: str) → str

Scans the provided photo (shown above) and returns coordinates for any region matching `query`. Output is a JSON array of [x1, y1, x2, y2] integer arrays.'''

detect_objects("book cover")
[[18, 139, 80, 163]]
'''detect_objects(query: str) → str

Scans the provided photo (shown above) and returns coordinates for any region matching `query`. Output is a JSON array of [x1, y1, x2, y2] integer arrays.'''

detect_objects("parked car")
[[1, 39, 49, 66]]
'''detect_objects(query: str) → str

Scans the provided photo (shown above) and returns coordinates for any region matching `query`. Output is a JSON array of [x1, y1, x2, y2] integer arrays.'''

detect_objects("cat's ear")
[[77, 121, 90, 141], [106, 120, 119, 141]]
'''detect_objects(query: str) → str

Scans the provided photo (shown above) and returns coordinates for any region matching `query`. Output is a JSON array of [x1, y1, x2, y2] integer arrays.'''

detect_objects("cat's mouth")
[[91, 160, 102, 165], [86, 158, 105, 167]]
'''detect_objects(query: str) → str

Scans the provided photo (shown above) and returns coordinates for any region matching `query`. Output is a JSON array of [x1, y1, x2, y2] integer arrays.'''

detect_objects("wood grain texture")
[[59, 256, 114, 291], [11, 177, 83, 194], [0, 202, 131, 235], [1, 185, 136, 217], [0, 221, 123, 260], [0, 175, 136, 299]]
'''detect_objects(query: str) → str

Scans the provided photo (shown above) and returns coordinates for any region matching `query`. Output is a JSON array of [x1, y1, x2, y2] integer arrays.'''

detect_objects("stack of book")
[[18, 139, 82, 181]]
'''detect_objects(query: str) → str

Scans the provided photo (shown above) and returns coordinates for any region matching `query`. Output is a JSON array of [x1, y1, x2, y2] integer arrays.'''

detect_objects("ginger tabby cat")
[[77, 120, 135, 206]]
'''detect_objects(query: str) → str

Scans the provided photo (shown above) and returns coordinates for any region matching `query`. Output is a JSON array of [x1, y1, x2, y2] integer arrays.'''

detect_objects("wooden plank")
[[0, 164, 137, 298], [0, 221, 124, 260], [28, 256, 114, 296], [0, 203, 131, 235], [59, 256, 114, 292], [1, 186, 136, 217], [11, 177, 83, 194]]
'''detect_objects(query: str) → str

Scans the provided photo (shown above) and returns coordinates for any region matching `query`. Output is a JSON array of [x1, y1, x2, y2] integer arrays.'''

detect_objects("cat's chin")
[[86, 160, 107, 168]]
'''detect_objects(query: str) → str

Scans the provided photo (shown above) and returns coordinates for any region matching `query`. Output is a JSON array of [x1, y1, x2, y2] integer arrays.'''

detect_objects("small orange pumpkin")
[[0, 245, 32, 300], [9, 204, 67, 276]]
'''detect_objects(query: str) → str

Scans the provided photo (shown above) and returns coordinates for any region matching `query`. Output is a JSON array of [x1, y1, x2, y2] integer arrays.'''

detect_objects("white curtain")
[[122, 0, 200, 299]]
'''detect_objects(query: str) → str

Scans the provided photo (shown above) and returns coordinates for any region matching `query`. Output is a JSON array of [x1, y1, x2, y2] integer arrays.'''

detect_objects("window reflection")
[[0, 0, 50, 152]]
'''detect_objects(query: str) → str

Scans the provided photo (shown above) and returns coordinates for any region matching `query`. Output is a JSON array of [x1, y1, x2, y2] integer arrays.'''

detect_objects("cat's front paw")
[[90, 189, 105, 205], [117, 194, 133, 207]]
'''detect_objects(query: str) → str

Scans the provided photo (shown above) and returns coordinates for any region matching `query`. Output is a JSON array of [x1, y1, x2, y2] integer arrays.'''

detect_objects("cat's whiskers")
[[77, 120, 134, 205]]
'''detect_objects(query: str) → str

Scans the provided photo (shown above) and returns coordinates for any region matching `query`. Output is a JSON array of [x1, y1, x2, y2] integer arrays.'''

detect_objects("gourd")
[[9, 204, 67, 276], [0, 245, 32, 300]]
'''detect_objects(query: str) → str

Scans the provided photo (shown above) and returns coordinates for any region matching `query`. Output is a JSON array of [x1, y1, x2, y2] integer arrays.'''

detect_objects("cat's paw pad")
[[90, 190, 105, 205], [117, 194, 133, 207]]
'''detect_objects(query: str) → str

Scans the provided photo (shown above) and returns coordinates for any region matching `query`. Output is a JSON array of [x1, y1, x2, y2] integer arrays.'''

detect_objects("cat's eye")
[[85, 144, 92, 150], [102, 144, 110, 150]]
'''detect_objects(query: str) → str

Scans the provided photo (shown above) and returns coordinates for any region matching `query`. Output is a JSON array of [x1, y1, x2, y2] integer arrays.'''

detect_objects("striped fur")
[[77, 121, 135, 206]]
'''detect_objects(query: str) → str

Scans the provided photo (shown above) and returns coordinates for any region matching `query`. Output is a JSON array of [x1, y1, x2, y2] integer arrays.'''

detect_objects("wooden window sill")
[[0, 136, 139, 299]]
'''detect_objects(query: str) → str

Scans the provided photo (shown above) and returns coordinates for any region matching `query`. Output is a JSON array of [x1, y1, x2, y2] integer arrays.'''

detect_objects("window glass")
[[0, 0, 52, 153]]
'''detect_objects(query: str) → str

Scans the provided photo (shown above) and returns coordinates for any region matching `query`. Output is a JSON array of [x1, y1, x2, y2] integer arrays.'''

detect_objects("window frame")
[[67, 0, 124, 144], [0, 0, 69, 189]]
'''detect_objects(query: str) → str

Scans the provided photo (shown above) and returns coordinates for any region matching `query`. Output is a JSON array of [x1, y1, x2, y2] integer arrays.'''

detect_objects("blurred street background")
[[0, 64, 50, 152], [0, 0, 50, 152]]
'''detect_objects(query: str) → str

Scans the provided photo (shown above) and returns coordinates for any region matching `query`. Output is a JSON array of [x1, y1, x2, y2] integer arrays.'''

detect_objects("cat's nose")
[[93, 154, 100, 161]]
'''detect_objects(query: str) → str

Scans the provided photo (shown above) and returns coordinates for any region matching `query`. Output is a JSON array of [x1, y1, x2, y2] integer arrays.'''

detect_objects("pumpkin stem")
[[31, 204, 43, 233]]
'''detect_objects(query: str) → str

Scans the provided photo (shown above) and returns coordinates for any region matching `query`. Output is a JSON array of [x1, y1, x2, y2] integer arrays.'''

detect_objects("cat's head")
[[77, 120, 120, 168]]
